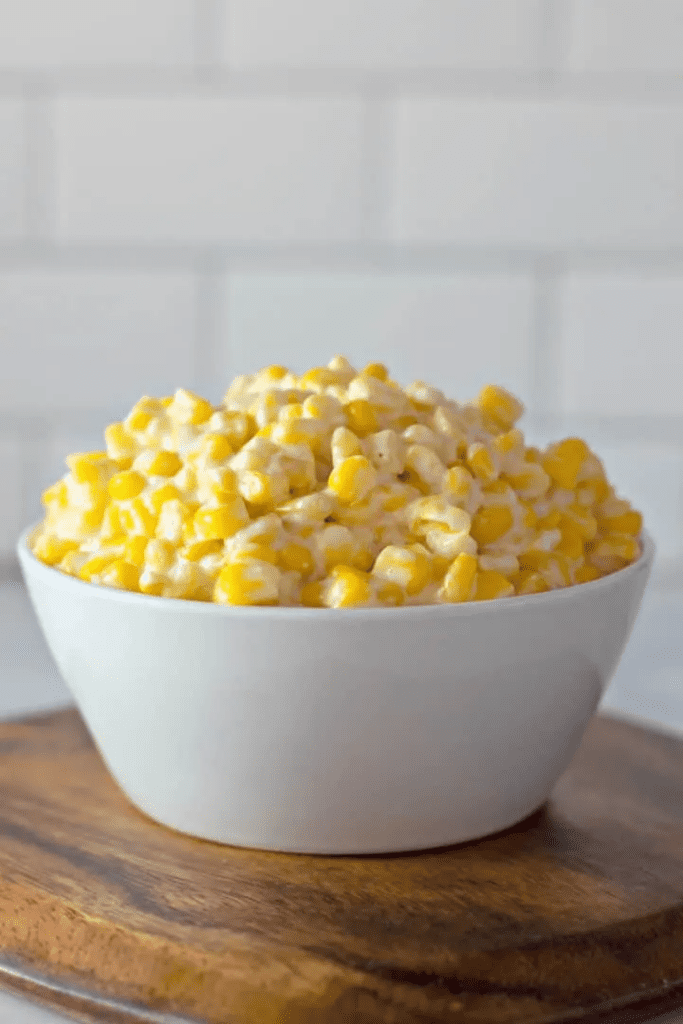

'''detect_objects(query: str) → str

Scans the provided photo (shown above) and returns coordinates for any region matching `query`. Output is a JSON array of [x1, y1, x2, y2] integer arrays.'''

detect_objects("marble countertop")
[[1, 571, 682, 1023]]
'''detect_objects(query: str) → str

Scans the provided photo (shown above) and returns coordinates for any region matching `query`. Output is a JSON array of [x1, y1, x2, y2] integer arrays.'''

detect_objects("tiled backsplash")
[[1, 1, 682, 569]]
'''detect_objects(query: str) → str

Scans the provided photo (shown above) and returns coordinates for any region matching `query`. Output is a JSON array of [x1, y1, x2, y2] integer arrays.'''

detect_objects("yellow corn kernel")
[[376, 581, 404, 606], [100, 559, 140, 591], [493, 428, 525, 457], [542, 438, 591, 491], [279, 542, 314, 576], [407, 495, 472, 535], [600, 510, 643, 536], [58, 550, 87, 576], [138, 573, 164, 596], [325, 566, 372, 608], [198, 432, 234, 462], [119, 497, 158, 538], [124, 535, 148, 567], [32, 533, 78, 566], [372, 546, 432, 597], [41, 479, 68, 508], [576, 477, 610, 506], [405, 444, 445, 488], [108, 469, 146, 500], [181, 539, 223, 561], [328, 455, 377, 505], [475, 384, 524, 430], [238, 470, 288, 507], [469, 505, 513, 546], [345, 399, 379, 437], [440, 466, 473, 505], [330, 426, 363, 467], [100, 503, 123, 541], [146, 450, 183, 477], [168, 388, 213, 425], [105, 422, 137, 462], [466, 442, 499, 483], [232, 543, 278, 565], [439, 552, 478, 603], [506, 463, 551, 500], [299, 366, 338, 391], [474, 570, 514, 601], [511, 569, 549, 595], [575, 564, 601, 584], [78, 553, 117, 582], [360, 362, 389, 382], [144, 538, 176, 573], [194, 498, 249, 540], [66, 452, 112, 485], [561, 503, 598, 540], [149, 483, 182, 514], [424, 524, 476, 560], [213, 561, 280, 606], [301, 581, 324, 607], [519, 549, 572, 586], [556, 525, 585, 562], [521, 502, 538, 529], [591, 533, 640, 563]]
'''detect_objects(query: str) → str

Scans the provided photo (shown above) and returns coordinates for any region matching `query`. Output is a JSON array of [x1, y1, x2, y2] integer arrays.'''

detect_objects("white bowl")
[[17, 526, 654, 855]]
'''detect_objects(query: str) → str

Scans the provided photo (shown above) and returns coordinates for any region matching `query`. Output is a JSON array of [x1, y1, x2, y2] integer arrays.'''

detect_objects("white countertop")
[[1, 572, 682, 1023]]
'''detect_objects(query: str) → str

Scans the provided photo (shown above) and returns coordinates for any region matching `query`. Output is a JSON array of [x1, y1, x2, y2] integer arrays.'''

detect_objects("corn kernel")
[[193, 499, 250, 541], [214, 560, 280, 605], [556, 525, 584, 562], [42, 480, 68, 509], [232, 543, 278, 565], [476, 384, 525, 430], [372, 546, 432, 596], [470, 505, 513, 546], [575, 564, 601, 584], [100, 559, 140, 591], [238, 470, 288, 507], [376, 581, 404, 606], [144, 450, 183, 477], [105, 422, 137, 462], [299, 367, 338, 392], [108, 470, 146, 501], [168, 388, 213, 425], [600, 510, 643, 536], [279, 542, 314, 576], [405, 445, 445, 488], [145, 539, 176, 573], [506, 463, 551, 500], [99, 503, 123, 541], [345, 399, 379, 437], [424, 525, 476, 560], [66, 452, 112, 485], [149, 483, 182, 514], [542, 438, 591, 491], [181, 539, 223, 562], [466, 442, 499, 483], [325, 565, 372, 608], [301, 581, 324, 607], [360, 362, 389, 382], [511, 569, 549, 595], [439, 552, 478, 603], [78, 553, 117, 582], [474, 570, 514, 601], [120, 497, 158, 538], [328, 455, 377, 505], [561, 503, 598, 540], [32, 532, 78, 566], [124, 535, 148, 566], [331, 426, 362, 467]]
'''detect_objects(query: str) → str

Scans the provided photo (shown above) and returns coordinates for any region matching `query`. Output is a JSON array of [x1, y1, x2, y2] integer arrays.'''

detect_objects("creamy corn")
[[32, 358, 643, 608]]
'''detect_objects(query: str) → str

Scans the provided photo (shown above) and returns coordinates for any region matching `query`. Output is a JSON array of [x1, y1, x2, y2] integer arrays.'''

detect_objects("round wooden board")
[[0, 708, 683, 1024]]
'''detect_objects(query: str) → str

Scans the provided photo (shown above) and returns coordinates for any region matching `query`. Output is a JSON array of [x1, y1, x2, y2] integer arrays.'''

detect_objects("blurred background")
[[0, 1, 682, 724]]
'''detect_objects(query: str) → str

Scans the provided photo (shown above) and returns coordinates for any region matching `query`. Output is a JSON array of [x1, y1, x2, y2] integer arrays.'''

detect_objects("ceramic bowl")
[[17, 526, 654, 854]]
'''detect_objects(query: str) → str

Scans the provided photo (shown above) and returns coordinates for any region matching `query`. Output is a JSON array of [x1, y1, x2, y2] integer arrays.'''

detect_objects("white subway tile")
[[558, 274, 683, 417], [569, 0, 683, 74], [394, 99, 683, 248], [0, 438, 23, 556], [0, 101, 25, 239], [56, 98, 363, 243], [222, 272, 535, 404], [587, 440, 682, 559], [224, 0, 543, 71], [0, 272, 197, 414], [0, 0, 195, 68]]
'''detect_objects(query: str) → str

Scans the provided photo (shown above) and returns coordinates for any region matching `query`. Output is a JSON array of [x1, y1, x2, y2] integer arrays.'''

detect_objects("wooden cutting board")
[[0, 708, 683, 1024]]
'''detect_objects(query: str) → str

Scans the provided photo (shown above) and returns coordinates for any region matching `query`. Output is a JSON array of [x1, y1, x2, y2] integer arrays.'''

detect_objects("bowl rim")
[[17, 523, 655, 620]]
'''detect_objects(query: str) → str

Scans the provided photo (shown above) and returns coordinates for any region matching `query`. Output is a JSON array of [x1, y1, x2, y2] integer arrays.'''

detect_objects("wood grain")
[[0, 708, 682, 1024]]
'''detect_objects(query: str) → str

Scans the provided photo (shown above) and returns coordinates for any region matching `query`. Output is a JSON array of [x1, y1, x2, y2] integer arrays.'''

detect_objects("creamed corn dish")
[[31, 357, 643, 607]]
